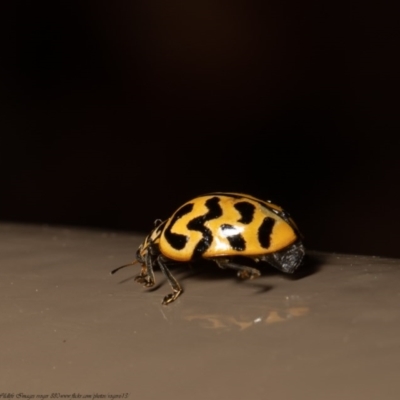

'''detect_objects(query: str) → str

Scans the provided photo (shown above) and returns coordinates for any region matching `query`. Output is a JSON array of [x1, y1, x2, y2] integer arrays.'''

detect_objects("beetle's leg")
[[134, 252, 156, 287], [157, 256, 183, 305], [215, 259, 261, 280], [133, 264, 148, 284]]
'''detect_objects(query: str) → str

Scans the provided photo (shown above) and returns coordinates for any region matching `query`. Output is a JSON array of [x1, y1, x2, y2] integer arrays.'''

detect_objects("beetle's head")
[[135, 242, 146, 263], [136, 219, 166, 261], [111, 219, 166, 276]]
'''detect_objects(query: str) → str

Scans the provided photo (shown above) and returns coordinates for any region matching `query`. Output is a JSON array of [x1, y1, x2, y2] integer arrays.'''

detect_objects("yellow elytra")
[[112, 192, 305, 305], [159, 193, 300, 261]]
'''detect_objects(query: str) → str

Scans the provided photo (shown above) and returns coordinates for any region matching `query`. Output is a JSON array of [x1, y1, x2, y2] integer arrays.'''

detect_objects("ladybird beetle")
[[112, 192, 305, 305]]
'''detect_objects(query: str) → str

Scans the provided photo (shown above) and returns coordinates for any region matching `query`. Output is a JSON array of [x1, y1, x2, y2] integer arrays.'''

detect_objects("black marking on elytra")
[[209, 192, 277, 214], [164, 203, 194, 250], [220, 224, 246, 251], [258, 217, 276, 249], [187, 196, 223, 259], [234, 201, 255, 224]]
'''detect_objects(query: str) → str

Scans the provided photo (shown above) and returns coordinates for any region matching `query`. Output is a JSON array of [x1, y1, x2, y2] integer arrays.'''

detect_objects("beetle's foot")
[[134, 274, 154, 287], [134, 274, 146, 283], [237, 268, 261, 280], [162, 289, 183, 305]]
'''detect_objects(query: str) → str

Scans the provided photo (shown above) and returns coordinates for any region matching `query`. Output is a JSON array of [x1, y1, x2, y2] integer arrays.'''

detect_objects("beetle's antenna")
[[111, 260, 139, 275]]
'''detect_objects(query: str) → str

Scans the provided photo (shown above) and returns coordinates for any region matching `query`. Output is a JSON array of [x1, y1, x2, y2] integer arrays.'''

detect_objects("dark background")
[[1, 1, 399, 257]]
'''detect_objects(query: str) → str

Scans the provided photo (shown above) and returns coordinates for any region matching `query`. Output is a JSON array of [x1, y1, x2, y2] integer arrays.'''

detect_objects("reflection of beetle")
[[112, 192, 305, 305]]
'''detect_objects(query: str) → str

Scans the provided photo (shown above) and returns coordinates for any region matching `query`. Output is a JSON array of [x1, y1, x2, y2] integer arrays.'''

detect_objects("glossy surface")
[[1, 223, 400, 399], [159, 193, 300, 260]]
